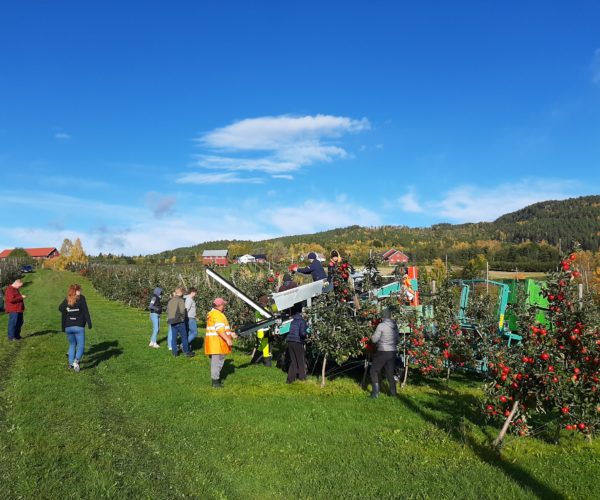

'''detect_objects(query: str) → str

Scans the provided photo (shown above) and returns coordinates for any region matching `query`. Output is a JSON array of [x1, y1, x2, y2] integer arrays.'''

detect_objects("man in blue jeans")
[[184, 287, 198, 349], [167, 287, 195, 358], [148, 287, 163, 348], [5, 278, 26, 341]]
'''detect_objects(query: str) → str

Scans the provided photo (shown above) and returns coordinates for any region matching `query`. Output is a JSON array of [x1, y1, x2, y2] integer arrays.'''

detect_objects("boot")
[[370, 383, 380, 399], [211, 379, 223, 389], [264, 357, 272, 367], [389, 382, 397, 397]]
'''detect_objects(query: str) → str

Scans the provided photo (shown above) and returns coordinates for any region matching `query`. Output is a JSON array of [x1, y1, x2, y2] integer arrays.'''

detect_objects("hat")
[[308, 252, 317, 260], [213, 297, 227, 307], [381, 308, 392, 319]]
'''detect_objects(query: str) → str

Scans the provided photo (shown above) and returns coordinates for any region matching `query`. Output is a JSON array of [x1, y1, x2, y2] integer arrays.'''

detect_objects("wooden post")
[[320, 355, 327, 387], [493, 399, 519, 449]]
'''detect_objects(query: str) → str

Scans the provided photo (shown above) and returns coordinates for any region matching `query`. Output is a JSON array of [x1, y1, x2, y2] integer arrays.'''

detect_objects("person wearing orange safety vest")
[[205, 297, 237, 388]]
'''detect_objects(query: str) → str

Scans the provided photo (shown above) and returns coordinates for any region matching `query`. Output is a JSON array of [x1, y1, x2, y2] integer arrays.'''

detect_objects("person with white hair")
[[369, 308, 399, 398]]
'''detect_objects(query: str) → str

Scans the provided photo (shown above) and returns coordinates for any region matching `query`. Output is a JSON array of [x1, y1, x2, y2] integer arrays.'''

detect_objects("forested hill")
[[98, 195, 600, 271]]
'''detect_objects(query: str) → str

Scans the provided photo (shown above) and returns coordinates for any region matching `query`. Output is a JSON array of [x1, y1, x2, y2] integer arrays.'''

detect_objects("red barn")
[[202, 249, 228, 266], [0, 247, 60, 260], [382, 249, 409, 265]]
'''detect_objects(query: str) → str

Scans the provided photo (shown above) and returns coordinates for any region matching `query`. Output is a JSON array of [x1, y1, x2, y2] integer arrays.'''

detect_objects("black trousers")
[[370, 350, 396, 386], [286, 342, 306, 382]]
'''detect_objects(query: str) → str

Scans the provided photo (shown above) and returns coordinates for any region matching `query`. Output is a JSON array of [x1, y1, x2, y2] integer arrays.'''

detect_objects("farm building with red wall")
[[0, 247, 60, 260], [382, 249, 409, 265], [202, 249, 228, 266]]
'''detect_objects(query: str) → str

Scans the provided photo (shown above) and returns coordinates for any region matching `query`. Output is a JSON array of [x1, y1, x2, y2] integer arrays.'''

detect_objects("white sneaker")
[[73, 359, 80, 372], [151, 343, 160, 349]]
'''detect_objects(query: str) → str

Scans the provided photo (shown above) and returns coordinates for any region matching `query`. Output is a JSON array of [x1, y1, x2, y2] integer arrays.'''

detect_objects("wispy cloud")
[[272, 174, 294, 180], [592, 48, 600, 84], [38, 175, 109, 190], [55, 132, 71, 140], [264, 196, 380, 234], [177, 172, 264, 185], [396, 188, 424, 213], [430, 179, 580, 222], [180, 114, 370, 184], [145, 192, 177, 218]]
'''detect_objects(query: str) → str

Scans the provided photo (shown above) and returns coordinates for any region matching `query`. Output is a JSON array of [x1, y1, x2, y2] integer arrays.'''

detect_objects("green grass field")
[[1, 270, 598, 499]]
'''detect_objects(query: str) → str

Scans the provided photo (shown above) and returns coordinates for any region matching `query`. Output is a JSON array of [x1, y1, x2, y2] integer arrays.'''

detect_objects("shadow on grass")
[[397, 392, 566, 500], [221, 359, 235, 380], [25, 329, 60, 338], [84, 340, 123, 369]]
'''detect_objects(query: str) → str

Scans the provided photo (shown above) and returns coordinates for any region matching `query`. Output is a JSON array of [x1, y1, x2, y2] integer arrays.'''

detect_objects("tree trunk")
[[320, 355, 327, 387], [493, 399, 519, 449], [446, 366, 451, 383], [401, 364, 409, 388], [361, 356, 369, 389]]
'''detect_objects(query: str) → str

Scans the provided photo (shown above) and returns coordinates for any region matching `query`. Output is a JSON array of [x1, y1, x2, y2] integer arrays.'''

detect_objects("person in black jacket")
[[58, 284, 92, 372], [286, 310, 308, 383], [148, 287, 163, 348]]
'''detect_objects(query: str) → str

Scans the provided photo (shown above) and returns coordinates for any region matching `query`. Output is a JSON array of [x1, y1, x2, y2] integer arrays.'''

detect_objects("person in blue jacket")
[[286, 310, 308, 383], [294, 252, 326, 281], [148, 287, 163, 348]]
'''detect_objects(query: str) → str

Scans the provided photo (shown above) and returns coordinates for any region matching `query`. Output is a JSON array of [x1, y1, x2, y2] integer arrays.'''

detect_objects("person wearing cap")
[[327, 249, 340, 285], [167, 287, 195, 358], [205, 297, 237, 387], [293, 252, 326, 282], [369, 308, 399, 398]]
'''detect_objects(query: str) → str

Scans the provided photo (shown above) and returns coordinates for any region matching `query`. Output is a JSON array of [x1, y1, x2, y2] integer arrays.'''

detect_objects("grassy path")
[[0, 270, 598, 498]]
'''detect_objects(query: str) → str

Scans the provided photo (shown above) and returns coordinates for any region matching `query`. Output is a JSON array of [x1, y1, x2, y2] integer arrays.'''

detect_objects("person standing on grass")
[[148, 287, 163, 348], [167, 287, 194, 358], [286, 309, 308, 383], [5, 278, 26, 341], [184, 287, 198, 350], [59, 284, 92, 372], [205, 297, 237, 388], [369, 308, 399, 398]]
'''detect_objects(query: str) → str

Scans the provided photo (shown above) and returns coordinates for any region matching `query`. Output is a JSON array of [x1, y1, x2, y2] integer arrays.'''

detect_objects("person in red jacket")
[[5, 278, 26, 341]]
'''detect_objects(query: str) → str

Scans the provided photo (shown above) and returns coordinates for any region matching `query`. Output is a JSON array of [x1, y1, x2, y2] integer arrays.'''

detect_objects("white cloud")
[[181, 114, 370, 183], [272, 174, 294, 180], [264, 196, 380, 234], [177, 172, 264, 184], [55, 132, 71, 140], [396, 188, 424, 213], [592, 48, 600, 84], [431, 179, 580, 222]]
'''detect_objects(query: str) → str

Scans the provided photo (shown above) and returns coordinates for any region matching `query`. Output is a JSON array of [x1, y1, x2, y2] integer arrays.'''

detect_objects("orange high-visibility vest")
[[205, 308, 233, 355]]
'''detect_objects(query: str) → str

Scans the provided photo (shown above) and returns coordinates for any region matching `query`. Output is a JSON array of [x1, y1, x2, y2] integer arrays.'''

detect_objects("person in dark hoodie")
[[293, 252, 326, 281], [369, 308, 399, 398], [286, 309, 308, 383], [59, 284, 92, 372], [148, 286, 163, 348]]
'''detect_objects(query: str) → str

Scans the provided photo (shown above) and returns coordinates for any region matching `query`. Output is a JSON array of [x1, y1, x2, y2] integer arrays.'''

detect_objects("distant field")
[[0, 270, 597, 499]]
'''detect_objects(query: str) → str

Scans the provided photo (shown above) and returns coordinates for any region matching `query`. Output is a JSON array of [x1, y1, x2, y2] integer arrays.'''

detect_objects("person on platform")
[[251, 295, 273, 367], [292, 252, 326, 281], [205, 297, 237, 387], [369, 308, 399, 398]]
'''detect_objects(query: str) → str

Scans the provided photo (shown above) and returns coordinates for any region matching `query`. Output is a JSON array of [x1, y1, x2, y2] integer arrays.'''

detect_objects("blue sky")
[[1, 1, 599, 255]]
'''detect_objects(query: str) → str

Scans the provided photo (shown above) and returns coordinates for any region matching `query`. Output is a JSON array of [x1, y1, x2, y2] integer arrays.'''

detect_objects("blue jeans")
[[170, 322, 189, 355], [167, 324, 172, 348], [8, 312, 24, 339], [150, 313, 160, 344], [186, 318, 198, 345], [66, 326, 85, 365]]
